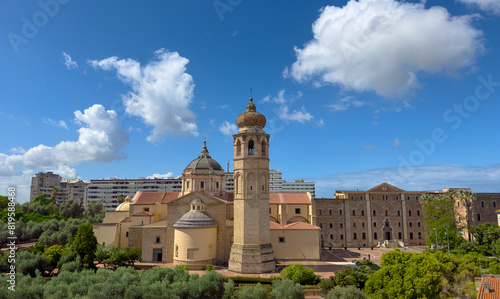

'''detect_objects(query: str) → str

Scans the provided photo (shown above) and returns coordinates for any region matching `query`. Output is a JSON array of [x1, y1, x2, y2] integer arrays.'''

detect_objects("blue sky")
[[1, 0, 500, 203]]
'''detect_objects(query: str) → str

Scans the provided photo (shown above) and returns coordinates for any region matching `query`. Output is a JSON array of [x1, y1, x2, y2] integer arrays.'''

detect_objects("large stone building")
[[94, 97, 320, 272]]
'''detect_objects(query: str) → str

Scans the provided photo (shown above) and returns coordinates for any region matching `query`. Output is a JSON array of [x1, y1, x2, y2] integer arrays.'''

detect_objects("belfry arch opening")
[[248, 140, 255, 155], [236, 139, 241, 156], [261, 141, 266, 156]]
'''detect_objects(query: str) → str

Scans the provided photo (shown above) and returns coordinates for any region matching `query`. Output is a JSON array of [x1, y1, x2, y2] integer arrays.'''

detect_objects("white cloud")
[[9, 147, 26, 154], [62, 51, 78, 69], [311, 164, 500, 198], [90, 49, 198, 142], [393, 137, 404, 147], [43, 118, 68, 130], [219, 121, 238, 136], [263, 89, 314, 124], [317, 118, 325, 127], [325, 96, 365, 112], [458, 0, 500, 15], [289, 0, 483, 97], [0, 104, 128, 176], [146, 172, 175, 179]]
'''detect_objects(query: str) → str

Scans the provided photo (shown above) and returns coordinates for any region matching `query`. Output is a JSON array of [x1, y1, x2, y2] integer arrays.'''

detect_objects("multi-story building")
[[283, 179, 316, 198], [86, 177, 182, 211], [30, 171, 87, 204], [269, 169, 283, 192]]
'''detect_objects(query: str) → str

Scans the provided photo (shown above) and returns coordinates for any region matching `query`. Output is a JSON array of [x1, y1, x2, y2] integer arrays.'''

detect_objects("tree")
[[72, 223, 98, 267], [420, 193, 463, 249], [271, 278, 304, 299], [59, 199, 85, 218], [117, 194, 126, 204], [84, 201, 105, 223], [237, 283, 268, 299], [327, 286, 368, 299], [281, 264, 318, 285]]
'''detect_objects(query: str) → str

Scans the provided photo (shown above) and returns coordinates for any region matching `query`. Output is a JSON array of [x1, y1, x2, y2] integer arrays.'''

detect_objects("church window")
[[374, 232, 378, 239], [261, 141, 266, 156], [410, 233, 413, 239], [352, 210, 356, 216], [155, 236, 161, 243], [385, 210, 388, 216], [319, 209, 322, 215], [144, 208, 149, 212], [418, 232, 422, 239], [329, 223, 333, 228], [457, 201, 460, 207], [330, 234, 333, 240], [481, 201, 484, 208], [200, 181, 204, 189], [409, 210, 412, 216], [417, 210, 420, 216], [248, 140, 255, 155], [319, 223, 323, 228], [398, 232, 402, 239], [186, 181, 190, 190], [408, 196, 410, 200], [353, 233, 357, 240], [362, 233, 366, 240], [340, 234, 344, 240], [416, 196, 419, 200], [409, 222, 412, 227], [329, 209, 332, 216], [279, 237, 285, 243], [398, 210, 400, 216], [373, 222, 377, 227], [353, 222, 356, 227], [216, 182, 219, 189], [126, 232, 129, 237], [477, 214, 481, 221], [373, 210, 376, 216], [339, 210, 342, 215], [362, 222, 365, 227], [494, 202, 497, 208], [351, 196, 354, 200], [360, 196, 363, 200], [361, 210, 364, 216], [417, 222, 421, 227], [295, 208, 301, 214], [340, 223, 343, 228]]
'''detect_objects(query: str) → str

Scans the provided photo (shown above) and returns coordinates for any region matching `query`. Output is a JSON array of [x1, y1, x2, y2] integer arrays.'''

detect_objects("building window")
[[353, 210, 356, 216], [398, 222, 401, 227], [385, 210, 388, 216], [279, 237, 285, 243], [418, 232, 422, 239], [340, 223, 343, 228], [494, 202, 497, 208], [409, 210, 412, 216], [126, 232, 129, 237], [330, 234, 333, 240], [186, 181, 190, 190], [216, 182, 219, 189], [319, 209, 322, 215], [200, 181, 205, 189], [329, 223, 333, 228], [361, 210, 365, 216], [269, 207, 271, 214], [339, 210, 342, 216], [353, 222, 356, 227], [416, 196, 419, 200], [261, 141, 266, 156], [457, 200, 460, 207], [351, 196, 354, 200], [321, 234, 323, 240], [340, 234, 344, 240], [155, 236, 161, 243], [409, 222, 413, 227], [372, 196, 374, 200], [373, 210, 376, 216], [329, 209, 333, 216], [353, 233, 357, 240], [319, 223, 323, 229], [481, 201, 484, 208], [417, 210, 420, 216], [398, 232, 402, 239], [408, 196, 410, 200], [144, 208, 149, 212], [373, 222, 377, 227], [410, 232, 413, 239], [360, 196, 363, 200], [477, 214, 481, 221], [374, 232, 378, 239], [362, 222, 365, 227], [295, 208, 301, 214], [417, 222, 421, 227]]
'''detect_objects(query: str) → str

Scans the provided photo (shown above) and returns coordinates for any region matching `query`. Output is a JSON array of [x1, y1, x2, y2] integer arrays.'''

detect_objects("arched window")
[[236, 139, 241, 156], [261, 141, 266, 156], [248, 140, 255, 155]]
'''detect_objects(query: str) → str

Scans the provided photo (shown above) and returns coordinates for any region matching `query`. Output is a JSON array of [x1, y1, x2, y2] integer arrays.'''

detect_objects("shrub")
[[327, 286, 368, 299], [281, 264, 318, 285], [205, 264, 216, 271], [175, 264, 189, 271], [271, 278, 304, 299], [237, 283, 268, 299], [223, 279, 236, 299]]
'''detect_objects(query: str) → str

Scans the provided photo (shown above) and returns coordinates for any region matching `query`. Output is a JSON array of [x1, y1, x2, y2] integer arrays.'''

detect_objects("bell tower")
[[228, 95, 275, 273]]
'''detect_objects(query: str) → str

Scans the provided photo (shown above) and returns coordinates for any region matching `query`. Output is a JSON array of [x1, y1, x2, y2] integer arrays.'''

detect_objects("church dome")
[[115, 196, 132, 211], [184, 142, 224, 172], [173, 211, 218, 228], [236, 97, 266, 128]]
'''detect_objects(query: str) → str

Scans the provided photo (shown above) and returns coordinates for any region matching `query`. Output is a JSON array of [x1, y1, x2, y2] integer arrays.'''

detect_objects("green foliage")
[[237, 283, 268, 299], [0, 195, 9, 210], [43, 244, 68, 270], [59, 199, 84, 218], [96, 244, 141, 267], [176, 264, 189, 271], [320, 265, 374, 291], [281, 264, 318, 285], [205, 264, 216, 271], [420, 193, 464, 249], [16, 250, 49, 277], [84, 201, 105, 223], [223, 279, 236, 299], [72, 223, 98, 267], [327, 286, 368, 299], [270, 278, 304, 299]]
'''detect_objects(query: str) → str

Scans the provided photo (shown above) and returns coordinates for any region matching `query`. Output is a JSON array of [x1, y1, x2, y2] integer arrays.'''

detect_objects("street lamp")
[[434, 217, 438, 250], [445, 224, 450, 255]]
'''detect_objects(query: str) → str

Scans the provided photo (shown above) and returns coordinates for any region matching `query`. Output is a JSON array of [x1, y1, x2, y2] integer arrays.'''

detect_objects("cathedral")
[[94, 96, 321, 273]]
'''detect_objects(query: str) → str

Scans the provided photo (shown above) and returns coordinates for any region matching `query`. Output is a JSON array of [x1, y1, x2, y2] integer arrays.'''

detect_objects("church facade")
[[93, 97, 320, 273]]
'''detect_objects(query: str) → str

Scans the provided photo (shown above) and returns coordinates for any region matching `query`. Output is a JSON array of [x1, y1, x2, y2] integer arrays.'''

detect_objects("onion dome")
[[236, 97, 266, 128], [184, 141, 224, 172]]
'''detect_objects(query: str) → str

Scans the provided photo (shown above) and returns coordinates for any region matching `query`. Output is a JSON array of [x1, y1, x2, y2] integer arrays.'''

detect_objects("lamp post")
[[445, 224, 450, 255], [434, 217, 438, 250]]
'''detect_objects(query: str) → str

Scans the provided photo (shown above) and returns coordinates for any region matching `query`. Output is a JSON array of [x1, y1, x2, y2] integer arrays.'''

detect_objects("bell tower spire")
[[228, 92, 275, 274]]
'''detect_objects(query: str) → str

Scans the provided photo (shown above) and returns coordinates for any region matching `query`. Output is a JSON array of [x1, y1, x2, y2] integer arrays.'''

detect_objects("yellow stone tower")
[[228, 95, 275, 273]]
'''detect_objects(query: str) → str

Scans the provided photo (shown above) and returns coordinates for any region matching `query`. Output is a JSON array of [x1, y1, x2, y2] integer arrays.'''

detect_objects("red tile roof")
[[478, 277, 500, 299], [132, 211, 153, 216], [132, 192, 166, 205], [214, 192, 234, 203], [269, 221, 319, 230], [161, 192, 182, 204], [269, 193, 311, 205]]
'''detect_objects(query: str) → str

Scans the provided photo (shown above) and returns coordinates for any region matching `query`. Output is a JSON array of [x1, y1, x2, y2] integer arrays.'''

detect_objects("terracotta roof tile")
[[132, 192, 166, 205], [132, 211, 153, 216], [478, 277, 500, 299], [269, 193, 311, 204], [284, 221, 319, 230], [161, 192, 182, 204], [269, 221, 284, 230], [214, 193, 234, 203]]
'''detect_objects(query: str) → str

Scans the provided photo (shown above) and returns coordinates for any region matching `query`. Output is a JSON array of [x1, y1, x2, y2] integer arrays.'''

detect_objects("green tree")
[[327, 286, 368, 299], [43, 245, 68, 270], [117, 194, 126, 204], [281, 264, 318, 285], [85, 201, 105, 223], [0, 195, 9, 210], [271, 278, 304, 299], [237, 283, 268, 299], [59, 199, 85, 218], [420, 193, 463, 249], [72, 223, 98, 267]]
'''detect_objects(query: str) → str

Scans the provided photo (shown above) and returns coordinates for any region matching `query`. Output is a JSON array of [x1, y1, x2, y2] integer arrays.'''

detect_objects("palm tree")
[[460, 191, 476, 241], [117, 194, 126, 204]]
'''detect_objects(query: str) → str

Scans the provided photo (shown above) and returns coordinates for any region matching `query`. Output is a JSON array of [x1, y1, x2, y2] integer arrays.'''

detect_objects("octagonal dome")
[[184, 141, 224, 172]]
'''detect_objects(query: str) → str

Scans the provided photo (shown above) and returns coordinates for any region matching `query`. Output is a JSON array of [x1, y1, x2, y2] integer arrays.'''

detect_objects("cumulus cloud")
[[62, 52, 78, 69], [262, 89, 314, 124], [9, 147, 26, 154], [458, 0, 500, 15], [325, 96, 365, 112], [90, 49, 198, 142], [219, 121, 238, 136], [0, 104, 128, 176], [311, 164, 500, 198], [289, 0, 483, 97], [146, 172, 175, 179], [43, 118, 69, 130]]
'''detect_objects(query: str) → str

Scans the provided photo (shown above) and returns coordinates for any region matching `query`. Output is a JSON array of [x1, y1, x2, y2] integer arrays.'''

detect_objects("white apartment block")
[[86, 177, 182, 211], [283, 179, 316, 198], [30, 172, 87, 204], [269, 169, 283, 192]]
